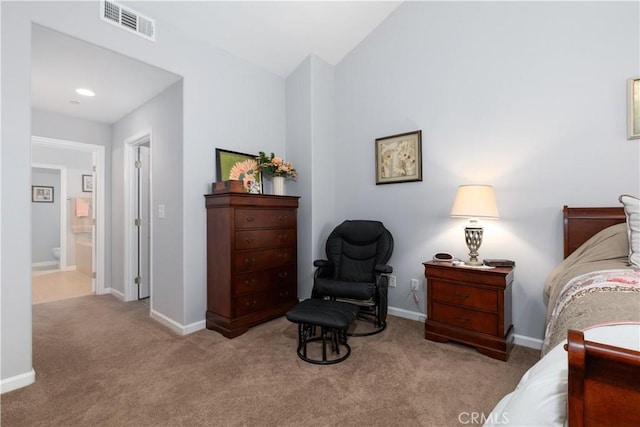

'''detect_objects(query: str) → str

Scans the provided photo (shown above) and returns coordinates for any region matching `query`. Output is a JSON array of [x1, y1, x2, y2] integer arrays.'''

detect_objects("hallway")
[[32, 270, 92, 305]]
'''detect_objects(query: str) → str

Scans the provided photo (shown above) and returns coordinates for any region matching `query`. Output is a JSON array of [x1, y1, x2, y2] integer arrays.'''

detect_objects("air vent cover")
[[100, 0, 155, 41]]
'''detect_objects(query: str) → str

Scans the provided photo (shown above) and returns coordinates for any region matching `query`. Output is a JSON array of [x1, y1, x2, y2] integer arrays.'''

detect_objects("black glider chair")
[[312, 220, 394, 336]]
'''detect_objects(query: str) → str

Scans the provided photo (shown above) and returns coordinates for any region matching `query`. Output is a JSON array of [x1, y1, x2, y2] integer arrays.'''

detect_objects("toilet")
[[52, 247, 60, 260]]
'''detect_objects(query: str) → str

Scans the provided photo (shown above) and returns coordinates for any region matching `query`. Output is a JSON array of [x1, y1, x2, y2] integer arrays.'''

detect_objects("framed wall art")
[[375, 130, 422, 185], [628, 76, 640, 140], [215, 148, 261, 193], [82, 174, 93, 192], [32, 185, 54, 203]]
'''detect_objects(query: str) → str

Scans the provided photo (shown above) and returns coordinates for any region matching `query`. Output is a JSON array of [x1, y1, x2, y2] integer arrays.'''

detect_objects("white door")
[[135, 145, 151, 300]]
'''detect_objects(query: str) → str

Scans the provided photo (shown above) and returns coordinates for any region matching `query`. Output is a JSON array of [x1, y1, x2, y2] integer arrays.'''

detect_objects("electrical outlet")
[[388, 275, 397, 288], [410, 278, 419, 291]]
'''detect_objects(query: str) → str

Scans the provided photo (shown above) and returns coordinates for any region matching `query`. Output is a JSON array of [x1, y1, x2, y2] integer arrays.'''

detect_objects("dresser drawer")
[[235, 284, 296, 317], [235, 209, 296, 229], [234, 247, 295, 273], [431, 280, 497, 312], [235, 228, 296, 250], [234, 265, 296, 295], [431, 302, 498, 335]]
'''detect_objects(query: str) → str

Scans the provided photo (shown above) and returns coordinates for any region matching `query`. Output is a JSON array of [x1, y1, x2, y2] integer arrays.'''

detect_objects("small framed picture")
[[628, 76, 640, 140], [82, 175, 93, 192], [375, 130, 422, 184], [32, 185, 54, 203], [215, 148, 261, 193]]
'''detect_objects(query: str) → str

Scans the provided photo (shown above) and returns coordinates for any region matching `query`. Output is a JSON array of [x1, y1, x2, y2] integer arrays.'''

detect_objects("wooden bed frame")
[[563, 206, 640, 427]]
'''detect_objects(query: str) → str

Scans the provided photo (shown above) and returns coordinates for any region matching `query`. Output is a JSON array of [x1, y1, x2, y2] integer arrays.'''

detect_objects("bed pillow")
[[619, 194, 639, 268]]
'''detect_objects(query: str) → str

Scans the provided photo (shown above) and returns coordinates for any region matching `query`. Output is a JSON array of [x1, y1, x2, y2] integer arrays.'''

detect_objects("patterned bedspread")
[[542, 269, 640, 354]]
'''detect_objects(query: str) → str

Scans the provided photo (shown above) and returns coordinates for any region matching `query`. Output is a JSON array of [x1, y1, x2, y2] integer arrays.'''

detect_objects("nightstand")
[[423, 261, 514, 361]]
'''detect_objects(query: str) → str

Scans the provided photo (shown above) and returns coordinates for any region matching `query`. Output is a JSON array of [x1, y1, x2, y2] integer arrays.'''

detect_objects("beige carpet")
[[32, 270, 93, 305], [1, 295, 540, 426]]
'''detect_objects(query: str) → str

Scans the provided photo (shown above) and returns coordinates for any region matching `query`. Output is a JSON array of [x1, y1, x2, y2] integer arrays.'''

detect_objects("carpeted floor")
[[1, 295, 540, 426]]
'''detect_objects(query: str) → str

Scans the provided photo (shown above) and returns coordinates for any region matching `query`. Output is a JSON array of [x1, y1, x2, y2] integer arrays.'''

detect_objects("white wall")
[[1, 1, 285, 389], [286, 55, 337, 299], [333, 1, 640, 341], [31, 168, 61, 263], [111, 80, 184, 322]]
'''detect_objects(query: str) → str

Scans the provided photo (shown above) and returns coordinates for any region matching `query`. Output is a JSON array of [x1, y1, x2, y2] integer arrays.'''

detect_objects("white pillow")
[[619, 194, 640, 268]]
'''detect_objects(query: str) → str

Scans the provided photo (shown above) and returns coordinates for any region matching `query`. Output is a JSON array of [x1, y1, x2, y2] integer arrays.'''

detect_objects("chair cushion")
[[314, 278, 375, 300], [325, 220, 393, 283], [286, 299, 359, 329]]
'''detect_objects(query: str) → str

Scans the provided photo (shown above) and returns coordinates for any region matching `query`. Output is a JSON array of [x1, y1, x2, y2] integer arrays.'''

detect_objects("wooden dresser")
[[205, 192, 299, 338], [423, 261, 514, 361]]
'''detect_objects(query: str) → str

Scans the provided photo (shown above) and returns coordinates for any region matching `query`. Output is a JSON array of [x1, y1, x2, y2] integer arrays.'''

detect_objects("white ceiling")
[[128, 1, 402, 78], [31, 25, 182, 124], [31, 1, 402, 124]]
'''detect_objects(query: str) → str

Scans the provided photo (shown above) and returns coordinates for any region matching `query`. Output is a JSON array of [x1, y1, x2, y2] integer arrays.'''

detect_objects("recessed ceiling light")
[[75, 88, 95, 97]]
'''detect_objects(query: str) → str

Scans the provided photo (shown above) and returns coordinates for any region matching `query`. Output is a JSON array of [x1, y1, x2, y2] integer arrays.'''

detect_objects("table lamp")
[[450, 184, 500, 265]]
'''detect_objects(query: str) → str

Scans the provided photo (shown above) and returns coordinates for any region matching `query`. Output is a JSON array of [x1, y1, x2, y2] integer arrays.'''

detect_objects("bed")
[[485, 199, 640, 427]]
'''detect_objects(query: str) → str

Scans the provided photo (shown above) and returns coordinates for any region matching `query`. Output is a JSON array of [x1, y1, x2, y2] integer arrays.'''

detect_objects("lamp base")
[[464, 226, 484, 266]]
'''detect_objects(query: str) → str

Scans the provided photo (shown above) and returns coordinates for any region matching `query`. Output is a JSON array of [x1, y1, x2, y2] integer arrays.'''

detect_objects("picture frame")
[[32, 185, 54, 203], [215, 148, 262, 193], [628, 77, 640, 140], [375, 130, 423, 185], [82, 174, 93, 192]]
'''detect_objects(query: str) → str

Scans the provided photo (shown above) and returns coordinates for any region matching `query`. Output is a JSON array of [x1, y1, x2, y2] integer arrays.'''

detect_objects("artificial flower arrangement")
[[256, 151, 297, 179]]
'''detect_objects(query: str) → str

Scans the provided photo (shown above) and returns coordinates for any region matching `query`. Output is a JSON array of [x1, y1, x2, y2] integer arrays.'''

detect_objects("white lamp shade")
[[450, 185, 500, 219]]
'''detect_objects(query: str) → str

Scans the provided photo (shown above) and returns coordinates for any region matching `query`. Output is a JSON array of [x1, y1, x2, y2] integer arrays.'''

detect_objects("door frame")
[[123, 130, 153, 303], [31, 136, 106, 294]]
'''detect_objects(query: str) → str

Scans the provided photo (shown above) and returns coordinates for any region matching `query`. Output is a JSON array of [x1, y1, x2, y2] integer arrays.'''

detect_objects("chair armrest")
[[313, 259, 334, 279], [374, 264, 393, 274], [314, 259, 331, 268]]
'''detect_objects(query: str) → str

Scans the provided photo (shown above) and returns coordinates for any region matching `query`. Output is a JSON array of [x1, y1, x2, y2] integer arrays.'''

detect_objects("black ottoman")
[[286, 299, 359, 365]]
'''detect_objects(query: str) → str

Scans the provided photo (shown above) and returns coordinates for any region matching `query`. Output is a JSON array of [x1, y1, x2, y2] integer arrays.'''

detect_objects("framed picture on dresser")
[[215, 148, 262, 193]]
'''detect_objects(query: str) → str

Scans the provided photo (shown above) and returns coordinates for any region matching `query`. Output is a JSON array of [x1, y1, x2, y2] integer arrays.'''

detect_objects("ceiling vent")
[[100, 0, 155, 41]]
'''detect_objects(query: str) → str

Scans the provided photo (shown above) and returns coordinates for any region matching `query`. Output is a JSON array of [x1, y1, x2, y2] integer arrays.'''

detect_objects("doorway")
[[31, 136, 106, 298], [125, 132, 152, 302]]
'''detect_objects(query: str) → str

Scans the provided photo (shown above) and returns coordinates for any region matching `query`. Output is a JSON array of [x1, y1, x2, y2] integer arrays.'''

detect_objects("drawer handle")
[[454, 314, 471, 322], [279, 290, 289, 297], [454, 291, 470, 299], [245, 216, 255, 222], [246, 300, 257, 308], [278, 272, 289, 279], [244, 258, 256, 265], [243, 278, 256, 286], [278, 215, 287, 222], [278, 234, 289, 240], [245, 237, 256, 244]]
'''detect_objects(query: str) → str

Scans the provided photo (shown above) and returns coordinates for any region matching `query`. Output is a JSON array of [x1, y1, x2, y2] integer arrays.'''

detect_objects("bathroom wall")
[[31, 168, 60, 266], [32, 145, 93, 268]]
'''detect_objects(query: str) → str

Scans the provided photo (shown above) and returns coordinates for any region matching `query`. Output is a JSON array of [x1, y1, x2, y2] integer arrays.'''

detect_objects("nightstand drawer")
[[432, 280, 497, 312], [431, 302, 498, 335]]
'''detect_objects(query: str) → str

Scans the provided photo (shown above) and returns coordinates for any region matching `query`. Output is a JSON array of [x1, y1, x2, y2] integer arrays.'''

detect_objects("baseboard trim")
[[150, 309, 205, 335], [514, 334, 543, 350], [388, 306, 426, 322], [1, 369, 35, 394], [109, 288, 125, 300], [388, 306, 542, 350]]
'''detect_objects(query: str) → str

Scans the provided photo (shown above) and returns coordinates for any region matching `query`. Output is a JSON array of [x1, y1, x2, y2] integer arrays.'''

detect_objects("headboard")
[[563, 206, 626, 258]]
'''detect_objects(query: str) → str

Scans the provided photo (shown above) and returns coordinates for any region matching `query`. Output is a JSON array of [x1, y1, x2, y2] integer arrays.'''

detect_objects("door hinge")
[[92, 218, 96, 225], [135, 218, 141, 226], [92, 272, 97, 279], [135, 161, 142, 169], [92, 165, 96, 172], [134, 276, 142, 285]]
